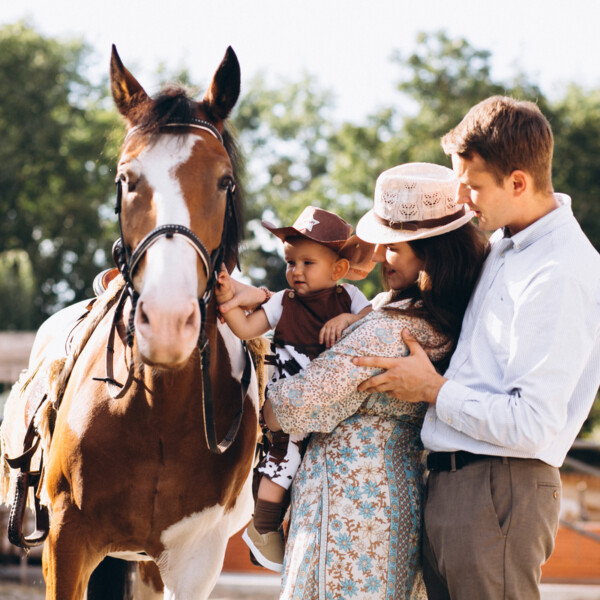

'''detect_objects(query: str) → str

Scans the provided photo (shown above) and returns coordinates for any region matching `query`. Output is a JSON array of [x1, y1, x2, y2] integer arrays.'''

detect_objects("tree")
[[232, 31, 600, 435], [232, 75, 388, 299], [232, 73, 338, 289], [389, 31, 600, 252], [550, 85, 600, 251], [0, 250, 36, 330], [0, 22, 120, 326]]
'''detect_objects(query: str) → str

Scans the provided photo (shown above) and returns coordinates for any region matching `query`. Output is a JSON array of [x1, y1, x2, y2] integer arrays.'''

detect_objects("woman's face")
[[373, 242, 425, 291]]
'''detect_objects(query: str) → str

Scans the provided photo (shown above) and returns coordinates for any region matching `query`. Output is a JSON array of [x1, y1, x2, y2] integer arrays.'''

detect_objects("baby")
[[216, 206, 373, 571]]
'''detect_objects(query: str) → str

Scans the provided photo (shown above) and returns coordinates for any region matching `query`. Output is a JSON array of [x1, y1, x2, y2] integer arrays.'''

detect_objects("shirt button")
[[447, 418, 452, 425]]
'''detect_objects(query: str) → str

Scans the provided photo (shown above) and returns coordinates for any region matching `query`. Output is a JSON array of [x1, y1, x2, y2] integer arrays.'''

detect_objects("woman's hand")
[[352, 329, 446, 404]]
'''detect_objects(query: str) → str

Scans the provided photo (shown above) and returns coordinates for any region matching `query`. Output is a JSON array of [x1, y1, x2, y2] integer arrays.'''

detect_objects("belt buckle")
[[450, 452, 457, 472]]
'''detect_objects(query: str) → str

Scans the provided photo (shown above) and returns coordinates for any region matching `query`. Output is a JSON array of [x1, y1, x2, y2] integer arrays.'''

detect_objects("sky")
[[2, 0, 600, 122]]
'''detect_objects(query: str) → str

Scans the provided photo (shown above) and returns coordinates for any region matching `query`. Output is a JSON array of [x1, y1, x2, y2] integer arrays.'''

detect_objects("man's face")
[[452, 153, 517, 233]]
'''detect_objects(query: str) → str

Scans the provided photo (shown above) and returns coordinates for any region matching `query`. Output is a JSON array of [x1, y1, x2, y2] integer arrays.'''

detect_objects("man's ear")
[[332, 258, 350, 281], [510, 169, 528, 197]]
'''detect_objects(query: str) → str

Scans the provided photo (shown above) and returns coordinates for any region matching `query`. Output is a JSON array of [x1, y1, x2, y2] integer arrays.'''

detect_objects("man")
[[354, 96, 600, 599]]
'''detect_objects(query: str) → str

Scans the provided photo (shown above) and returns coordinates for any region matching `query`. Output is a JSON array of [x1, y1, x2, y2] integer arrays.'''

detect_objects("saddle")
[[3, 368, 51, 549], [2, 274, 125, 550]]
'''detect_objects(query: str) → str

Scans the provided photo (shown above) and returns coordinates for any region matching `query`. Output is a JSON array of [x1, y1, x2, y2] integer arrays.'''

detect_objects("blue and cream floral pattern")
[[268, 298, 451, 600]]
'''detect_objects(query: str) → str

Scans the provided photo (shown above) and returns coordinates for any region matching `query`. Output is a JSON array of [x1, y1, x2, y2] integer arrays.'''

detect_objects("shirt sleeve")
[[343, 283, 371, 314], [268, 309, 446, 435], [261, 290, 285, 329], [436, 268, 600, 455]]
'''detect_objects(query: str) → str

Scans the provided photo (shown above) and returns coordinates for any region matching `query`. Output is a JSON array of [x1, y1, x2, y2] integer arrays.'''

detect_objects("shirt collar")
[[501, 193, 572, 252]]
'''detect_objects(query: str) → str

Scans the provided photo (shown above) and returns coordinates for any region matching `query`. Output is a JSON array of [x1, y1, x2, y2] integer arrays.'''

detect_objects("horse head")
[[109, 45, 243, 368]]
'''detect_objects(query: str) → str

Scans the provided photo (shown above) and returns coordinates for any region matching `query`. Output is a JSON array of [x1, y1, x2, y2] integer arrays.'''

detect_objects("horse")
[[0, 45, 263, 600]]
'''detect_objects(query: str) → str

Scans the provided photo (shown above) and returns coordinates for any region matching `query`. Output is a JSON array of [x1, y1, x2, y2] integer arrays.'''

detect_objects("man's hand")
[[352, 329, 446, 404]]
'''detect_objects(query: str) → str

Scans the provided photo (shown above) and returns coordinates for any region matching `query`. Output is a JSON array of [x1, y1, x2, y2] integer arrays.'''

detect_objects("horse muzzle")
[[134, 292, 201, 368]]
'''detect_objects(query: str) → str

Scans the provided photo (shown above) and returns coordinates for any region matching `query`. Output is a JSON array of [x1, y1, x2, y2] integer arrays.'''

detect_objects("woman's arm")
[[353, 328, 446, 403], [268, 310, 423, 435]]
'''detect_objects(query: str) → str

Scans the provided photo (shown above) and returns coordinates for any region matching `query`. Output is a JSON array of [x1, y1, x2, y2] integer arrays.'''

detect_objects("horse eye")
[[117, 172, 137, 193], [218, 176, 233, 191]]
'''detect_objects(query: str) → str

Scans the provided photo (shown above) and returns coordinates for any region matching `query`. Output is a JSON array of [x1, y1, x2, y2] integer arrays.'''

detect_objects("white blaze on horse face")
[[134, 135, 204, 367]]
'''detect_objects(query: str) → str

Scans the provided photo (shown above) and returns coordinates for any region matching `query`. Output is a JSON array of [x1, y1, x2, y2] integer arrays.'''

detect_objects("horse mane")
[[132, 86, 245, 268]]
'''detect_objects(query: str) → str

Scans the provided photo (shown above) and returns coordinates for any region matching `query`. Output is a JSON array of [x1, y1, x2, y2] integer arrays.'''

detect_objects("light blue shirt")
[[421, 194, 600, 467]]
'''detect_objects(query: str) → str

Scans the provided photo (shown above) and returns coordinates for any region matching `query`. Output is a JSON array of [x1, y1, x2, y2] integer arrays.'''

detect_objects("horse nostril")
[[183, 302, 200, 331], [138, 302, 150, 325], [185, 311, 196, 328]]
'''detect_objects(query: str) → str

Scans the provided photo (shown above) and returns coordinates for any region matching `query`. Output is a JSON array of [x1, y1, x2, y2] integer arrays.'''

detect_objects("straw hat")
[[356, 163, 474, 244], [262, 206, 375, 281]]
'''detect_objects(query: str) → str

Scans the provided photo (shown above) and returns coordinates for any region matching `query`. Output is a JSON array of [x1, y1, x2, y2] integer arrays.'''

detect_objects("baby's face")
[[283, 238, 340, 296]]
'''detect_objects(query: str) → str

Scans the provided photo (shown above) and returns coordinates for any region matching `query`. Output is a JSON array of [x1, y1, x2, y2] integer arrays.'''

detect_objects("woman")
[[222, 163, 488, 599]]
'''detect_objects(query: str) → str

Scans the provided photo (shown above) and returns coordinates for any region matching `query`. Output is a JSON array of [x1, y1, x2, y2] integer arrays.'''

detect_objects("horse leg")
[[42, 506, 100, 600], [133, 562, 163, 600]]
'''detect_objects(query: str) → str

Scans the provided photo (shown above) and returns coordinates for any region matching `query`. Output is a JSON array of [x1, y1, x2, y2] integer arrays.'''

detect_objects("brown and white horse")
[[2, 46, 260, 600]]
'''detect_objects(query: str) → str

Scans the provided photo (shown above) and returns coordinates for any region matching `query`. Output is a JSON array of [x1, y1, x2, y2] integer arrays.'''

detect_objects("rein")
[[100, 118, 248, 454]]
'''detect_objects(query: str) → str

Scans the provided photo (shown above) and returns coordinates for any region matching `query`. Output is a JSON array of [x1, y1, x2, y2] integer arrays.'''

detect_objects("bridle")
[[114, 119, 235, 327], [97, 118, 251, 454]]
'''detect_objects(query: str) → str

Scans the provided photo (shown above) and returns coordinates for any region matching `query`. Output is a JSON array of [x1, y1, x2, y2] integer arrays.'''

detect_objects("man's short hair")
[[441, 96, 553, 192]]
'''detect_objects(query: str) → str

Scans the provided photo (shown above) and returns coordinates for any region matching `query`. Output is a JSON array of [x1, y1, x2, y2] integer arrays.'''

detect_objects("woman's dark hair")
[[384, 222, 488, 371]]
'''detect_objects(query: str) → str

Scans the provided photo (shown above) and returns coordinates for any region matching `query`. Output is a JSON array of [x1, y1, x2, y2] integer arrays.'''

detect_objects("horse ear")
[[203, 47, 240, 121], [110, 44, 151, 120]]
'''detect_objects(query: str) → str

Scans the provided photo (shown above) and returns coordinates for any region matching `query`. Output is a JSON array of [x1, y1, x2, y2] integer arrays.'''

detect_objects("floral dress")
[[268, 297, 451, 600]]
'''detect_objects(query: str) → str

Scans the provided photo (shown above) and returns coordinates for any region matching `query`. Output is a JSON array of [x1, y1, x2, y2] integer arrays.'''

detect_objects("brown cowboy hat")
[[263, 206, 375, 281]]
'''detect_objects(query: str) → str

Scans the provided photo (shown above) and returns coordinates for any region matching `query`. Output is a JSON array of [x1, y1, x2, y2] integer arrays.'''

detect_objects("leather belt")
[[427, 451, 500, 472]]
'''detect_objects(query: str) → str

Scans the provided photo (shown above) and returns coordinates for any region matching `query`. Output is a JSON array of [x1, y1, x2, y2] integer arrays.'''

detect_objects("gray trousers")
[[423, 456, 561, 600]]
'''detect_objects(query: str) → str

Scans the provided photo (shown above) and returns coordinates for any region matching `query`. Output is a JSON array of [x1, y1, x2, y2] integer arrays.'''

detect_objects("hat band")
[[374, 207, 467, 231]]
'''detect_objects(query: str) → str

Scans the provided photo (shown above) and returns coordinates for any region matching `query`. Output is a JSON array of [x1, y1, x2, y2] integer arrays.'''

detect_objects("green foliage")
[[550, 85, 600, 251], [230, 31, 600, 434], [0, 21, 121, 326], [0, 24, 598, 432], [0, 250, 36, 329], [0, 22, 596, 434], [232, 73, 339, 285], [579, 391, 600, 439]]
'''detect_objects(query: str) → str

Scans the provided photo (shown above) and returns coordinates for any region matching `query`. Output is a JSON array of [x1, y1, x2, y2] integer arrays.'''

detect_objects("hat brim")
[[261, 220, 346, 250], [355, 208, 475, 244], [338, 235, 376, 281]]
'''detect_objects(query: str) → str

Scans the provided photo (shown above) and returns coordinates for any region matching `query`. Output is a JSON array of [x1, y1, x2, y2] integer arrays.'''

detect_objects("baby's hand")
[[215, 266, 234, 305], [319, 313, 356, 348]]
